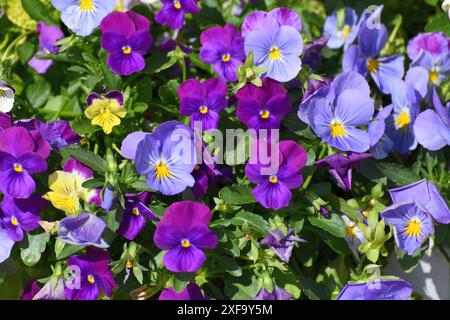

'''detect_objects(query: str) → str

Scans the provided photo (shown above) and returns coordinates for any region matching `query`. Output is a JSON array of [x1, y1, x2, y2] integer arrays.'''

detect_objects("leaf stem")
[[300, 143, 328, 192]]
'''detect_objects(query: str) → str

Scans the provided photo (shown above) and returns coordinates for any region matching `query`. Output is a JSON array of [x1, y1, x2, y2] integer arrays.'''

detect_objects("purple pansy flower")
[[32, 278, 66, 300], [65, 248, 117, 300], [246, 140, 307, 210], [407, 32, 449, 61], [323, 7, 359, 50], [307, 71, 374, 153], [155, 0, 200, 30], [117, 192, 159, 240], [178, 78, 228, 130], [58, 213, 109, 248], [20, 280, 42, 300], [199, 24, 245, 82], [384, 79, 420, 154], [241, 8, 302, 38], [367, 105, 394, 159], [153, 201, 218, 273], [28, 22, 64, 74], [253, 287, 292, 300], [0, 127, 48, 199], [389, 179, 450, 225], [297, 77, 332, 124], [100, 11, 153, 76], [159, 283, 209, 300], [343, 6, 404, 94], [63, 158, 101, 206], [101, 187, 117, 212], [0, 195, 45, 242], [315, 152, 372, 191], [260, 228, 306, 263], [0, 227, 14, 263], [302, 36, 329, 71], [414, 89, 450, 151], [35, 120, 81, 151], [337, 279, 413, 300], [236, 78, 291, 130]]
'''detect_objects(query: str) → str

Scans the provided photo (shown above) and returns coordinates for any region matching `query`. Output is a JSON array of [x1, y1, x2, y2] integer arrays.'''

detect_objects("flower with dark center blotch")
[[28, 22, 64, 74], [0, 81, 15, 113], [0, 195, 46, 241], [253, 287, 292, 300], [153, 201, 218, 273], [159, 283, 209, 300], [51, 0, 116, 36], [155, 0, 200, 30], [414, 89, 450, 151], [100, 11, 153, 76], [85, 90, 127, 134], [260, 228, 306, 263], [337, 279, 413, 300], [178, 78, 228, 131], [381, 202, 434, 255], [236, 78, 291, 131], [117, 192, 159, 240], [343, 6, 404, 94], [199, 24, 246, 82], [58, 212, 109, 248], [323, 7, 359, 50], [315, 152, 372, 191], [64, 248, 117, 300], [0, 127, 48, 198], [307, 71, 374, 153]]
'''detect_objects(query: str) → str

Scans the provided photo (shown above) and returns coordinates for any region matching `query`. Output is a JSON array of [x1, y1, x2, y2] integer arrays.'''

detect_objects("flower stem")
[[1, 31, 33, 62], [300, 143, 328, 192]]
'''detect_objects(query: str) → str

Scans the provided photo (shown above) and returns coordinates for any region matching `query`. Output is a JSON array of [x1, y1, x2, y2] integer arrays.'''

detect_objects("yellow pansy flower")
[[43, 171, 81, 214], [84, 91, 126, 134]]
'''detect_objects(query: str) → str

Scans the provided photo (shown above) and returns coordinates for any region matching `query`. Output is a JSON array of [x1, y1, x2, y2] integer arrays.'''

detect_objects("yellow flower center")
[[199, 106, 209, 114], [0, 89, 3, 96], [11, 216, 19, 227], [181, 239, 191, 248], [367, 58, 380, 73], [13, 163, 23, 173], [122, 46, 132, 55], [346, 226, 356, 238], [341, 25, 351, 39], [132, 207, 140, 216], [87, 275, 95, 284], [330, 120, 346, 138], [429, 69, 439, 84], [126, 260, 133, 269], [269, 175, 278, 184], [221, 53, 231, 62], [194, 165, 200, 171], [269, 46, 282, 60], [155, 161, 172, 179], [80, 0, 94, 11], [173, 0, 182, 9], [260, 109, 270, 119], [395, 110, 411, 129], [405, 218, 421, 237], [362, 211, 369, 218]]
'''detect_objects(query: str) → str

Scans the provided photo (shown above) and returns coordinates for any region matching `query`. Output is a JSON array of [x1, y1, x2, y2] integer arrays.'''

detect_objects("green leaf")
[[70, 117, 101, 135], [219, 185, 256, 205], [82, 178, 105, 189], [101, 55, 122, 90], [157, 79, 180, 114], [172, 272, 193, 293], [231, 211, 270, 234], [231, 276, 262, 299], [425, 13, 450, 37], [133, 267, 144, 284], [20, 233, 50, 267], [377, 163, 421, 185], [21, 0, 57, 25], [308, 214, 346, 238], [61, 145, 108, 173], [26, 76, 51, 109], [214, 256, 242, 277], [298, 273, 330, 300]]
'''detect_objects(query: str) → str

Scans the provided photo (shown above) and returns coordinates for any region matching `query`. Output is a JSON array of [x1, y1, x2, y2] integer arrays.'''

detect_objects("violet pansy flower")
[[117, 192, 159, 240], [253, 287, 292, 300], [58, 212, 109, 248], [100, 11, 153, 76], [28, 22, 64, 74], [199, 24, 246, 82], [414, 89, 450, 151], [34, 120, 81, 151], [407, 32, 449, 61], [307, 71, 374, 153], [65, 248, 117, 300], [297, 77, 332, 124], [159, 283, 209, 300], [153, 201, 218, 273], [178, 78, 228, 131], [236, 78, 292, 131], [368, 105, 394, 159], [0, 228, 15, 263], [260, 228, 306, 263], [323, 7, 359, 50], [241, 7, 302, 37], [155, 0, 200, 30], [337, 279, 413, 300], [20, 280, 41, 300]]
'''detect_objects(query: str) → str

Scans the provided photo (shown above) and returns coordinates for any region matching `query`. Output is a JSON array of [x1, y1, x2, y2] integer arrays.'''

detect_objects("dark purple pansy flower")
[[200, 23, 246, 82], [159, 283, 209, 300], [65, 248, 117, 300], [260, 228, 306, 263], [28, 22, 64, 74], [302, 36, 329, 71], [315, 152, 372, 191], [337, 279, 413, 300], [253, 287, 292, 300], [236, 78, 291, 130], [58, 212, 109, 248], [117, 192, 159, 240], [0, 127, 48, 199], [20, 280, 41, 300], [155, 0, 200, 30], [178, 78, 228, 131], [0, 195, 45, 241], [297, 77, 332, 124], [100, 11, 153, 76], [153, 201, 218, 273], [34, 120, 81, 150]]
